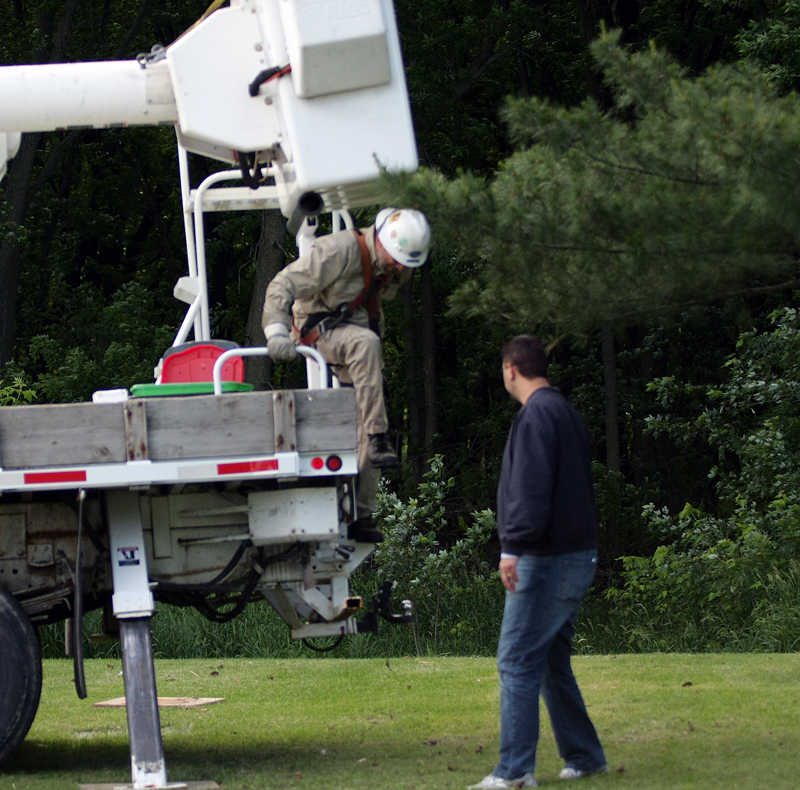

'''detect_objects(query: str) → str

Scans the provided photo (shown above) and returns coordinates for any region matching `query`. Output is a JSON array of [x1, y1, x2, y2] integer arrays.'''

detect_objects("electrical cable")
[[207, 540, 251, 585]]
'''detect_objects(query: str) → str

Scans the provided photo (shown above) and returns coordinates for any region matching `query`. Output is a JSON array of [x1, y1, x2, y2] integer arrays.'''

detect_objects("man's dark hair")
[[501, 335, 548, 379]]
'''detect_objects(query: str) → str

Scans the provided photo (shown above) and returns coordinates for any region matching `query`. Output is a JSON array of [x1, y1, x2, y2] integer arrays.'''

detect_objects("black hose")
[[153, 544, 310, 624], [207, 540, 251, 585], [73, 490, 87, 700], [302, 634, 344, 653], [155, 541, 253, 593], [248, 63, 290, 96], [236, 151, 264, 189]]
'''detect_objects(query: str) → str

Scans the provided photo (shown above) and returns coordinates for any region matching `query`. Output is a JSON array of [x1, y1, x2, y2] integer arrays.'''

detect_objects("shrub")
[[354, 455, 504, 656], [608, 307, 800, 651], [0, 375, 36, 405]]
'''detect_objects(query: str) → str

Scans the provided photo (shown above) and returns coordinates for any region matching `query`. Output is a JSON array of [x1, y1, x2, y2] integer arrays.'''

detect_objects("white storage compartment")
[[264, 0, 418, 192], [162, 0, 418, 195], [279, 0, 391, 98], [248, 487, 339, 544]]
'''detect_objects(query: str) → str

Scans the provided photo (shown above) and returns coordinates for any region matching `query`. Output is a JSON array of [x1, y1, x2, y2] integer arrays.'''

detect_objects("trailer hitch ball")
[[357, 582, 414, 633], [375, 581, 413, 625]]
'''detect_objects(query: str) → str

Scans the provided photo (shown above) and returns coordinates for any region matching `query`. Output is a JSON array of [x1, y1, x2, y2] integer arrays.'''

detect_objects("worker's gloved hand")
[[265, 322, 298, 361]]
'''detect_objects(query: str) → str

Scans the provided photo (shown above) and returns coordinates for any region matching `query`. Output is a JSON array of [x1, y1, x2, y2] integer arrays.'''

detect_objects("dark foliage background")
[[6, 0, 800, 654]]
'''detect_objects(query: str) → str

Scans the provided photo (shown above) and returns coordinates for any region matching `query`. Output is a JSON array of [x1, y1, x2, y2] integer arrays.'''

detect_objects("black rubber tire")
[[0, 585, 43, 767]]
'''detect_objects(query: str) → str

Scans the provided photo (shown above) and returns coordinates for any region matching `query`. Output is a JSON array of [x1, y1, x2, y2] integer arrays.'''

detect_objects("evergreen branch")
[[522, 243, 629, 254], [423, 36, 523, 135], [618, 278, 800, 316], [576, 147, 720, 186], [26, 130, 85, 201]]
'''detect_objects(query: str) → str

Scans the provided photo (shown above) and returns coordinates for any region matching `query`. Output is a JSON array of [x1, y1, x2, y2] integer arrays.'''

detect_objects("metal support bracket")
[[107, 490, 155, 619]]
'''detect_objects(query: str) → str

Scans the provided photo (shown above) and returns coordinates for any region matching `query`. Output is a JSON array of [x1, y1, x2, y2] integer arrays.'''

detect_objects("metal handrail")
[[212, 346, 329, 395]]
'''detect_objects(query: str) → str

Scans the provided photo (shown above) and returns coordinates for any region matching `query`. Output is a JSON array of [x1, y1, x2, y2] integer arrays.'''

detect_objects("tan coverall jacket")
[[262, 226, 411, 518], [262, 226, 408, 336]]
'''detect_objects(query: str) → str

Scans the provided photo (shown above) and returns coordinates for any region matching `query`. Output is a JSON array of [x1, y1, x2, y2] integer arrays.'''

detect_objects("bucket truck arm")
[[0, 0, 419, 343], [0, 0, 418, 223]]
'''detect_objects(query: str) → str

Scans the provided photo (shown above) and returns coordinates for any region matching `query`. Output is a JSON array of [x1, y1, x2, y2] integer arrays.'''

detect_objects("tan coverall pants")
[[315, 322, 387, 519]]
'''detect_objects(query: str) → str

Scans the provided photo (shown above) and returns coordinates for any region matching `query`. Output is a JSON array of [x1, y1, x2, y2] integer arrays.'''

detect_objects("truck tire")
[[0, 586, 42, 767]]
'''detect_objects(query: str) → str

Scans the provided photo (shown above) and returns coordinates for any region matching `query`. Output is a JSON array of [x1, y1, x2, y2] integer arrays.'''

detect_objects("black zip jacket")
[[497, 387, 598, 556]]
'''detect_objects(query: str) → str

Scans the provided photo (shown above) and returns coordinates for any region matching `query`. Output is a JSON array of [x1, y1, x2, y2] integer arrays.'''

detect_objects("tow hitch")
[[357, 580, 413, 633]]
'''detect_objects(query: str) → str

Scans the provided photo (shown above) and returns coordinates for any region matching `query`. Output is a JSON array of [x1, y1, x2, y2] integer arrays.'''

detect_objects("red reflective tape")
[[217, 459, 279, 475], [24, 470, 87, 485]]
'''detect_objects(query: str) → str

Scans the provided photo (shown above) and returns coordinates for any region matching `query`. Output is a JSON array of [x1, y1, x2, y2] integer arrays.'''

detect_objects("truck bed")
[[0, 386, 361, 623], [0, 388, 358, 490]]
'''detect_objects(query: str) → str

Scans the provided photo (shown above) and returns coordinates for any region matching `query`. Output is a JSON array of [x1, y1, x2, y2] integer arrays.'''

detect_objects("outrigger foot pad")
[[78, 782, 219, 790]]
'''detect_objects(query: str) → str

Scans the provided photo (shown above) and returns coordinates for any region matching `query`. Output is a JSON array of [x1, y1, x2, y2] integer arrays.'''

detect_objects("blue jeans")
[[493, 551, 606, 779]]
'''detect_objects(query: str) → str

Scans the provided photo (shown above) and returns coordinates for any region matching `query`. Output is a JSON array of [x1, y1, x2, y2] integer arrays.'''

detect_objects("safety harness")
[[297, 230, 388, 346]]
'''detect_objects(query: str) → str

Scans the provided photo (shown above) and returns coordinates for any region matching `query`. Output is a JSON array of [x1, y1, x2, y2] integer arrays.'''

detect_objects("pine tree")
[[389, 29, 800, 334]]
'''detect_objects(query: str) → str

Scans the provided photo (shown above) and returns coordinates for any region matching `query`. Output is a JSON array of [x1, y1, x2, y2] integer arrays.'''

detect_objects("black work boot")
[[367, 433, 400, 469], [348, 516, 384, 543]]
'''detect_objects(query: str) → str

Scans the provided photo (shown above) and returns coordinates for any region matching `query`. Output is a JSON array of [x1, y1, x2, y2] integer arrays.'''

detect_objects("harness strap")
[[348, 230, 386, 319]]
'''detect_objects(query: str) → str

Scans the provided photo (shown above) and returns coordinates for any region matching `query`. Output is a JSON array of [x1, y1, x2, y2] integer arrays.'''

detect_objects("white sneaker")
[[559, 765, 609, 780], [468, 773, 537, 789]]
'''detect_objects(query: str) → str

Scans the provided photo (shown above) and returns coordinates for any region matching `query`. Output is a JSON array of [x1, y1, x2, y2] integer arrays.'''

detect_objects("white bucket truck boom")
[[0, 1, 416, 787]]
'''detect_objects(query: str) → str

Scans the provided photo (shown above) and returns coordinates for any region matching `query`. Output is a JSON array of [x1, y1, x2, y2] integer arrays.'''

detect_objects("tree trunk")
[[600, 320, 621, 573], [573, 0, 605, 98], [601, 321, 620, 474], [0, 0, 103, 364], [113, 0, 151, 59], [243, 210, 287, 389], [403, 280, 422, 482], [574, 0, 641, 100], [420, 265, 437, 449], [0, 132, 43, 363]]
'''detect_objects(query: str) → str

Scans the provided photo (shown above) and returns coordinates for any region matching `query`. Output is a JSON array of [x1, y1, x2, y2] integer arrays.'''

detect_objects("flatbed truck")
[[0, 0, 418, 785]]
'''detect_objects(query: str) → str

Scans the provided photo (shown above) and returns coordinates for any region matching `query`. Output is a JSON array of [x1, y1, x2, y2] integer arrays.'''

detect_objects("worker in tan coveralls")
[[262, 207, 431, 543]]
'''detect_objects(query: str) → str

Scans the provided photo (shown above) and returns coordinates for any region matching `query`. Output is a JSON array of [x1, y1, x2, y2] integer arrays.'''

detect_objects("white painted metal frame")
[[291, 618, 360, 639], [176, 142, 202, 343], [107, 490, 172, 789], [174, 139, 357, 349], [107, 490, 156, 619], [212, 345, 329, 394], [0, 449, 358, 493]]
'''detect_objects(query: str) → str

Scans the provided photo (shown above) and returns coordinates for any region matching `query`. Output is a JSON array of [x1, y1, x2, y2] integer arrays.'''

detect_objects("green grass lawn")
[[2, 654, 799, 790]]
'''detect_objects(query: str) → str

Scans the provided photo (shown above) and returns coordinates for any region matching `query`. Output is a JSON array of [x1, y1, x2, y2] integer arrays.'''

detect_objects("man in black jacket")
[[469, 336, 607, 790]]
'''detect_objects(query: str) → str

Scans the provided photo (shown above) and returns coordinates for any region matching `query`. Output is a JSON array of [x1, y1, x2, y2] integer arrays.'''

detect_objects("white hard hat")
[[375, 208, 431, 267]]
